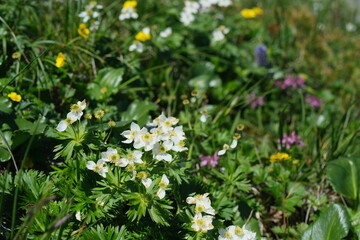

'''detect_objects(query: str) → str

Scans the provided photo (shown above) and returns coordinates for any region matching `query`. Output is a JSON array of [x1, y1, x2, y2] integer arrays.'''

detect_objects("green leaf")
[[302, 204, 350, 240], [87, 68, 125, 100], [121, 100, 158, 126], [0, 96, 12, 114], [326, 157, 359, 201], [15, 117, 47, 135]]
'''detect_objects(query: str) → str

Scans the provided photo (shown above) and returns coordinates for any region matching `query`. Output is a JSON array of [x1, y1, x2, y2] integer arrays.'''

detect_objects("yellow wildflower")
[[94, 110, 105, 119], [241, 8, 263, 18], [8, 92, 22, 102], [12, 52, 21, 59], [252, 7, 263, 15], [240, 9, 256, 19], [78, 23, 90, 39], [55, 52, 66, 68], [135, 28, 151, 42], [270, 152, 291, 162], [123, 0, 137, 9]]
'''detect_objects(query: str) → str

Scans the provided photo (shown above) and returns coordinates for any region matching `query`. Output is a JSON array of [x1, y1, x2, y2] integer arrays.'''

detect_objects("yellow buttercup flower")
[[8, 92, 22, 102], [240, 9, 256, 19], [270, 152, 291, 162], [78, 23, 90, 39], [135, 27, 151, 42], [55, 52, 66, 68], [241, 7, 263, 18], [123, 0, 137, 9], [252, 7, 263, 15]]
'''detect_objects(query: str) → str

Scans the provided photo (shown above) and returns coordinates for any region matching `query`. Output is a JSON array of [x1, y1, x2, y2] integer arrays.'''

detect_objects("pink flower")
[[275, 75, 305, 89], [277, 131, 304, 150], [199, 151, 219, 167], [246, 93, 265, 108], [305, 95, 322, 108]]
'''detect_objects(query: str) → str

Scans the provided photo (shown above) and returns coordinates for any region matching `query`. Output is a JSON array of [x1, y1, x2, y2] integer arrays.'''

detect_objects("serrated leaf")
[[302, 204, 350, 240]]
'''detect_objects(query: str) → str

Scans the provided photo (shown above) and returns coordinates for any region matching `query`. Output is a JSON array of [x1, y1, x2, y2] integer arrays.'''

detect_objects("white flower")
[[142, 27, 150, 35], [75, 211, 82, 221], [187, 193, 215, 215], [200, 0, 217, 8], [200, 109, 209, 123], [191, 213, 214, 232], [153, 141, 173, 162], [172, 140, 188, 152], [184, 1, 200, 14], [100, 147, 120, 163], [238, 225, 256, 240], [212, 26, 229, 42], [129, 41, 143, 53], [346, 22, 357, 32], [217, 0, 232, 7], [219, 225, 255, 240], [141, 178, 153, 188], [86, 159, 108, 178], [156, 174, 169, 199], [218, 144, 229, 155], [121, 122, 142, 143], [133, 129, 157, 151], [56, 112, 78, 132], [180, 11, 195, 26], [160, 27, 172, 38], [169, 126, 186, 143], [119, 7, 138, 20], [70, 100, 87, 121], [118, 150, 143, 167]]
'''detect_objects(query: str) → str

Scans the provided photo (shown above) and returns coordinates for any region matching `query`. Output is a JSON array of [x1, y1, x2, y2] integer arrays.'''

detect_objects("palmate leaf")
[[326, 157, 359, 204], [81, 224, 126, 240], [302, 204, 350, 240]]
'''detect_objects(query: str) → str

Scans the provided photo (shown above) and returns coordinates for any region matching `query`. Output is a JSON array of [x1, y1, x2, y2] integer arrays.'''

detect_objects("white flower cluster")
[[56, 100, 86, 132], [78, 1, 103, 31], [180, 0, 232, 25], [212, 25, 230, 42], [121, 113, 188, 162], [160, 27, 172, 38], [218, 225, 256, 240], [119, 1, 138, 21], [129, 40, 144, 53], [187, 193, 215, 232]]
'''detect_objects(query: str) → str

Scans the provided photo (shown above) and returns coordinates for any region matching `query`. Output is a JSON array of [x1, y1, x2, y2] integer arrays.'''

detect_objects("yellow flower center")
[[141, 133, 153, 142], [225, 231, 233, 238], [159, 180, 167, 188], [235, 226, 244, 236], [70, 104, 81, 112], [195, 204, 206, 213], [109, 153, 120, 163], [127, 152, 135, 160]]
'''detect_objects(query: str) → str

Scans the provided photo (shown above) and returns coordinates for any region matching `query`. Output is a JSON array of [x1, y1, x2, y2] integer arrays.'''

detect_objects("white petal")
[[86, 161, 96, 170], [116, 158, 129, 167], [161, 174, 169, 185], [130, 122, 140, 131], [56, 120, 68, 132], [156, 188, 166, 199], [230, 139, 237, 149], [218, 149, 226, 155], [200, 114, 207, 123], [141, 178, 153, 188]]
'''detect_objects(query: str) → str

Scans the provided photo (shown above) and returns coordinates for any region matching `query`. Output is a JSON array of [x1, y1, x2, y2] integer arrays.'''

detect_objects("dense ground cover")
[[0, 0, 360, 239]]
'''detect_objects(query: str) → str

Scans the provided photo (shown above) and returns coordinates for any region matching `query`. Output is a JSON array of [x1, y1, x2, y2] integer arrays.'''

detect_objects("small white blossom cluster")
[[160, 27, 172, 38], [78, 1, 103, 31], [212, 25, 229, 42], [121, 113, 188, 162], [119, 1, 138, 21], [180, 0, 232, 25], [56, 100, 86, 132], [187, 193, 215, 232], [129, 40, 144, 53], [218, 225, 256, 240]]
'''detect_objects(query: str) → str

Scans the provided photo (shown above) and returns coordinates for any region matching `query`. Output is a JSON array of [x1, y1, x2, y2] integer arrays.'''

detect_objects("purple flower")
[[277, 131, 304, 150], [255, 44, 267, 67], [246, 93, 265, 108], [305, 95, 322, 108], [275, 75, 305, 89], [199, 151, 219, 167]]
